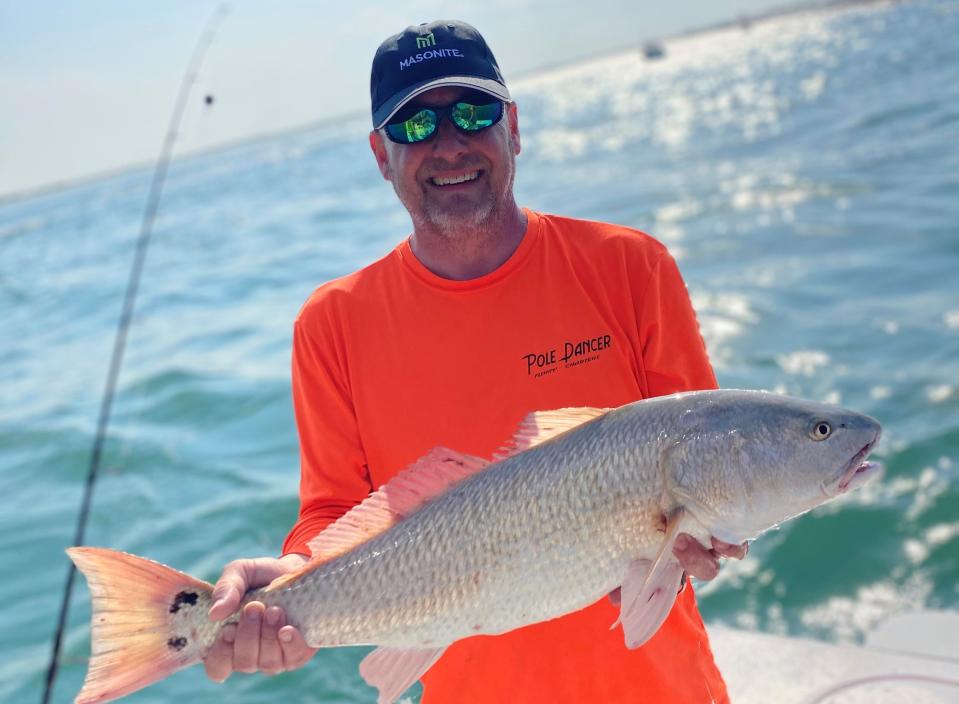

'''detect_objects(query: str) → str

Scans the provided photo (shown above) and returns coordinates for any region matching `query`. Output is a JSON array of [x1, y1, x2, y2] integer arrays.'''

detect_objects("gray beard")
[[416, 190, 497, 235]]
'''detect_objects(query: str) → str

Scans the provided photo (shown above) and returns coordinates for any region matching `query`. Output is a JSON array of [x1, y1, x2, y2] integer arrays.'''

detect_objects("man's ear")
[[507, 102, 521, 156], [369, 130, 392, 181]]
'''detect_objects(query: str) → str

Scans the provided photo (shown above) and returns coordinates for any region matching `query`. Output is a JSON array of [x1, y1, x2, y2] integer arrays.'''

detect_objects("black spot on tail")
[[170, 591, 199, 613], [167, 636, 188, 651]]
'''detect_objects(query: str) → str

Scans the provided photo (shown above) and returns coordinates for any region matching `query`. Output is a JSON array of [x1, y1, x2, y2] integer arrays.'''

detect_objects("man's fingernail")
[[246, 608, 260, 623], [223, 625, 236, 644], [279, 628, 293, 643], [266, 608, 280, 626], [675, 535, 688, 550]]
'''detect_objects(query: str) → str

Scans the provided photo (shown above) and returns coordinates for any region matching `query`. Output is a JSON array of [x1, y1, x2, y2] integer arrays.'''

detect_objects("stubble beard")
[[417, 185, 496, 234]]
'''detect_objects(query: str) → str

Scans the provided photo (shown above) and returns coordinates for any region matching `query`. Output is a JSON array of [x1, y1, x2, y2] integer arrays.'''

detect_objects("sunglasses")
[[384, 93, 505, 144]]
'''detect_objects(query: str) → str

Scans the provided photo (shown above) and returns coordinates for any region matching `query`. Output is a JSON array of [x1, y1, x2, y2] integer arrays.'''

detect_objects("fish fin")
[[616, 557, 685, 649], [284, 448, 488, 579], [359, 645, 446, 704], [612, 507, 689, 648], [644, 506, 687, 587], [66, 547, 213, 704], [492, 407, 611, 460]]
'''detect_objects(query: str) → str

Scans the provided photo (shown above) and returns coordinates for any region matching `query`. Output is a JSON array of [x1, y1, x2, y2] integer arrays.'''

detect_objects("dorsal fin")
[[492, 407, 610, 461], [265, 447, 489, 592], [308, 446, 489, 561]]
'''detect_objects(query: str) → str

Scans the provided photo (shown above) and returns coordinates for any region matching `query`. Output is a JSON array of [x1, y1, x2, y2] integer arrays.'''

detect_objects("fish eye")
[[811, 421, 832, 440]]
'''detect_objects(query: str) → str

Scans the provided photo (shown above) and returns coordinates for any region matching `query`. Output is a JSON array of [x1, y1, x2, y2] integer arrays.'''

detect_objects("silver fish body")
[[249, 389, 880, 646]]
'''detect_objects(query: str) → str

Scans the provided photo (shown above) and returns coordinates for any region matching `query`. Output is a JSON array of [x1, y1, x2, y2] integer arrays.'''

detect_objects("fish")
[[67, 389, 882, 703]]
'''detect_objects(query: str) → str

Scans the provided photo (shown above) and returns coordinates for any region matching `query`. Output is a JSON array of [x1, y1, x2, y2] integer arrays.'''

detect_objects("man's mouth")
[[430, 171, 480, 187]]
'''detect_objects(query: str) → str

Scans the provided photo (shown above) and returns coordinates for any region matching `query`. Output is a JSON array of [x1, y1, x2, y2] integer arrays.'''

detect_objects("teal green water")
[[2, 2, 957, 701]]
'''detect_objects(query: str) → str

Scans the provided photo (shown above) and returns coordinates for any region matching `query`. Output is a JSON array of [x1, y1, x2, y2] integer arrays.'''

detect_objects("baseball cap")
[[370, 20, 511, 129]]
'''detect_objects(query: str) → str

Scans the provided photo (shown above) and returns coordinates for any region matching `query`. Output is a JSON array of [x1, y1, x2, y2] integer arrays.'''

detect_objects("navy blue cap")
[[370, 20, 510, 128]]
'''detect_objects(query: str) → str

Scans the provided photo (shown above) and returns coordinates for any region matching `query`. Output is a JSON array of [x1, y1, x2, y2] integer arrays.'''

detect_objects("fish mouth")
[[827, 432, 883, 496]]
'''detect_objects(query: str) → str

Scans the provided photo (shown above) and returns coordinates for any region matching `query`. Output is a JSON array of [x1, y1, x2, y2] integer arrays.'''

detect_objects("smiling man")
[[203, 19, 743, 702]]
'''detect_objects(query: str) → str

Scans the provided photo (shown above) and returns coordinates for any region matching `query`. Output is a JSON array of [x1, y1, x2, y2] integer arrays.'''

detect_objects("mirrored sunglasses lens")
[[452, 101, 503, 131], [386, 109, 437, 143]]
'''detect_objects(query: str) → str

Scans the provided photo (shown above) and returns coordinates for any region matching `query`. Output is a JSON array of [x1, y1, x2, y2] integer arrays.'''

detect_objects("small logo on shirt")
[[521, 333, 612, 378]]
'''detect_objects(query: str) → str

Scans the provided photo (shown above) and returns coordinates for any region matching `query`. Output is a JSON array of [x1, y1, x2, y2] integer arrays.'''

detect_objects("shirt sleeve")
[[281, 312, 373, 557], [637, 250, 718, 397]]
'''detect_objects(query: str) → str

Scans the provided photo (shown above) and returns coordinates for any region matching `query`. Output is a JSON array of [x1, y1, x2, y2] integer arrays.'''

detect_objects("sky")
[[0, 0, 795, 199]]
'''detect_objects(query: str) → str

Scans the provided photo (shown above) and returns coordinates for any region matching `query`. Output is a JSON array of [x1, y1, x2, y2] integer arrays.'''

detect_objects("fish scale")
[[290, 416, 657, 646]]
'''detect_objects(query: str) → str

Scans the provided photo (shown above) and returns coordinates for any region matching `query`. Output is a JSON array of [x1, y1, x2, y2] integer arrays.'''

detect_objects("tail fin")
[[67, 547, 216, 703]]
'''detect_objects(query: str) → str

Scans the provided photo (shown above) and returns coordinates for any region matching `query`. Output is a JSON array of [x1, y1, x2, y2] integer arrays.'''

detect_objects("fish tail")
[[67, 547, 216, 703]]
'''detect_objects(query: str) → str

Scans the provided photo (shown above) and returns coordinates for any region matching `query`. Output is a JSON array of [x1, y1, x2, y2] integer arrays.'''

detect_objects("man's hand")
[[608, 534, 748, 606], [203, 554, 318, 682], [673, 534, 748, 581]]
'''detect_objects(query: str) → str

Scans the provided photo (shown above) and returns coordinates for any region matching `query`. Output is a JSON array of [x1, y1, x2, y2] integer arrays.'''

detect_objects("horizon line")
[[0, 0, 872, 207]]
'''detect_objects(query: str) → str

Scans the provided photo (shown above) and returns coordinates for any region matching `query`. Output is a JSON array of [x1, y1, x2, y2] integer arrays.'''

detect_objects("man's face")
[[369, 86, 521, 233]]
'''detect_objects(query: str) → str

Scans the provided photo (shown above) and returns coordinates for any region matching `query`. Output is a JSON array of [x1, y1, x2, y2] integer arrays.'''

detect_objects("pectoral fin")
[[614, 507, 689, 648], [359, 645, 446, 704], [617, 557, 685, 649]]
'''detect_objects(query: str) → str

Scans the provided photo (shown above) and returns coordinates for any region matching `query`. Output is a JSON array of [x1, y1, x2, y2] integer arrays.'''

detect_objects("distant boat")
[[642, 41, 665, 60]]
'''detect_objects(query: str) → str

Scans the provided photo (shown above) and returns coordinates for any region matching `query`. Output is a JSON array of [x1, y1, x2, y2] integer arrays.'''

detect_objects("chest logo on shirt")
[[521, 333, 612, 379]]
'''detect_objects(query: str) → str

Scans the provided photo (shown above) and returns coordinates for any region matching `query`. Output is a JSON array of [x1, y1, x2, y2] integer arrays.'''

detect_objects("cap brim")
[[372, 76, 511, 128]]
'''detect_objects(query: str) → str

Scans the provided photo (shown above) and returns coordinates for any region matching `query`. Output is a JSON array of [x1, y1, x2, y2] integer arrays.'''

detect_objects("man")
[[203, 19, 745, 702]]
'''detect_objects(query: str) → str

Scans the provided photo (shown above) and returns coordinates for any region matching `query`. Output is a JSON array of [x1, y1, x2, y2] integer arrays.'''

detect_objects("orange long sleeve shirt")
[[283, 209, 728, 703]]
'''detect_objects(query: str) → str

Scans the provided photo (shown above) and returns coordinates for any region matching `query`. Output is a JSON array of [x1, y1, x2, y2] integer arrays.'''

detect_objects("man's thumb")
[[208, 576, 243, 621]]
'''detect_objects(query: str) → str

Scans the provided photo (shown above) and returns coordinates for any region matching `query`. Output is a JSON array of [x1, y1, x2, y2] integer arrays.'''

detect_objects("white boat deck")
[[709, 611, 959, 703]]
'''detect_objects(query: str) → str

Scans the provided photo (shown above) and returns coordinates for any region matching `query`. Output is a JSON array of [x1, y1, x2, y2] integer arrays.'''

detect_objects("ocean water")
[[2, 1, 957, 701]]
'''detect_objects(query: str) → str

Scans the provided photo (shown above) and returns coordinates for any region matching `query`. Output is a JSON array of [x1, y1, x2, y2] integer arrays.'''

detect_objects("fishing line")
[[41, 5, 230, 702]]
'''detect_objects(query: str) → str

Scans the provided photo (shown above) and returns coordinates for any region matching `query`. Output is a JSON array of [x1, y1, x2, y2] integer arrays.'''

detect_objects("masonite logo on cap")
[[398, 45, 465, 73], [370, 19, 511, 128], [415, 32, 436, 48]]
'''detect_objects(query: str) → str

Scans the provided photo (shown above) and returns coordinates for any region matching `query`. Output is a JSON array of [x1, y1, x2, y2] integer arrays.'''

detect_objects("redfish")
[[68, 389, 881, 703]]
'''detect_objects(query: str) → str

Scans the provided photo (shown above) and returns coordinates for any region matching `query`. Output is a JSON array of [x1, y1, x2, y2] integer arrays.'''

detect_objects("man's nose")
[[430, 117, 469, 159]]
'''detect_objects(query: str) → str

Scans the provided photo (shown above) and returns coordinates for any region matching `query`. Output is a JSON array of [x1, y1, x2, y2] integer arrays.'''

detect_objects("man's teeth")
[[432, 172, 479, 186]]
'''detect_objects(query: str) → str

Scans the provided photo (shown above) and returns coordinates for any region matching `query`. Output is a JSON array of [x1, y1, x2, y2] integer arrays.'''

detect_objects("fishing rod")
[[41, 5, 229, 702]]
